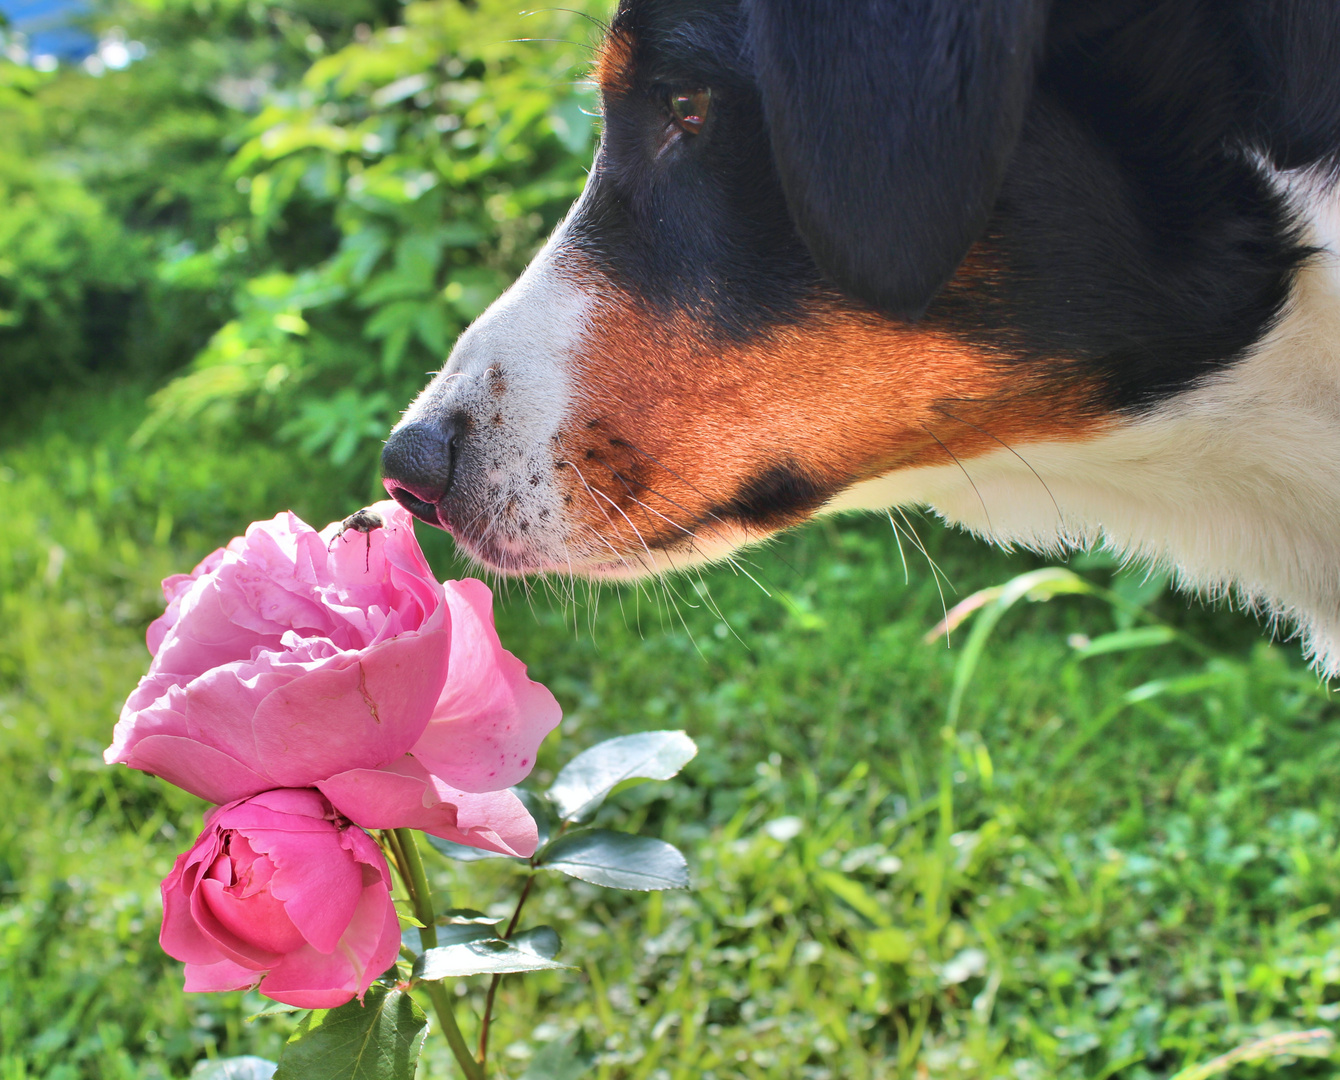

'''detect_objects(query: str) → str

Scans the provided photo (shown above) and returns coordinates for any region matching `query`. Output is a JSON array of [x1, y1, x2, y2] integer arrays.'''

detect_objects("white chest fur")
[[828, 171, 1340, 676]]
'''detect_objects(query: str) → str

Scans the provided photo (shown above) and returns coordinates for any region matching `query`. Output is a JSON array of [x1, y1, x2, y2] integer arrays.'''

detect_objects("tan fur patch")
[[595, 25, 636, 99], [552, 277, 1106, 565]]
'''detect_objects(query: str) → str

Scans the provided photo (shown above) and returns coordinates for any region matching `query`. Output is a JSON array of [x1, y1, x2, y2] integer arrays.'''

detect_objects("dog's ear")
[[745, 0, 1049, 320]]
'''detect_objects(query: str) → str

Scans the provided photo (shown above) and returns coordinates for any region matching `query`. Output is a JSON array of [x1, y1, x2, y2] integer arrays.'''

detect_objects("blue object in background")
[[0, 0, 96, 60]]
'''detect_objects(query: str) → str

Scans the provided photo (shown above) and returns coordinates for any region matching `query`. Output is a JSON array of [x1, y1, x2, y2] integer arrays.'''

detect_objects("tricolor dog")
[[381, 0, 1340, 674]]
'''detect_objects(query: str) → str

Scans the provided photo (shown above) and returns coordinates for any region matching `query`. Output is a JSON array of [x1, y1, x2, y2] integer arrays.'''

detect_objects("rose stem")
[[477, 818, 578, 1064], [476, 870, 538, 1064], [391, 828, 486, 1080]]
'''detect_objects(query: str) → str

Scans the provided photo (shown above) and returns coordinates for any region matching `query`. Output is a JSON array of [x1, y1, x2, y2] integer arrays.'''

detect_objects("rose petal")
[[256, 827, 364, 954], [248, 626, 448, 788], [411, 579, 561, 792], [183, 958, 263, 994], [257, 878, 400, 1009], [187, 876, 284, 968], [116, 735, 274, 805], [151, 571, 287, 681], [110, 503, 479, 808], [199, 873, 307, 956], [161, 846, 230, 965], [230, 787, 333, 822], [319, 757, 539, 857]]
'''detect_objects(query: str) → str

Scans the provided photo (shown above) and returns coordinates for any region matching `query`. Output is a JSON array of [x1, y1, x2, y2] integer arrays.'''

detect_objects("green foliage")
[[520, 1030, 595, 1080], [0, 385, 354, 1080], [191, 1057, 278, 1079], [547, 731, 700, 824], [0, 61, 146, 398], [386, 732, 694, 1077], [0, 0, 417, 409], [274, 988, 426, 1080], [538, 831, 690, 892], [6, 3, 1340, 1073], [6, 383, 1340, 1079], [415, 933, 570, 980], [140, 0, 602, 471]]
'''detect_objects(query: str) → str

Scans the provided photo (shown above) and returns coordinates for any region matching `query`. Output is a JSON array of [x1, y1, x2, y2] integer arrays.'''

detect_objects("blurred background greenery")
[[2, 2, 1340, 1078]]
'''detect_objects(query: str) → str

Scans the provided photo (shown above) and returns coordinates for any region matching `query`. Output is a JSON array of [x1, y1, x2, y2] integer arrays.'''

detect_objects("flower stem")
[[392, 827, 438, 947], [390, 828, 485, 1080], [425, 981, 484, 1080], [477, 872, 538, 1064]]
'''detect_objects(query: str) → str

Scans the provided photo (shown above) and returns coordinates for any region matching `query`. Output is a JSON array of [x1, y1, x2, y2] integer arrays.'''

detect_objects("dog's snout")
[[381, 418, 459, 527]]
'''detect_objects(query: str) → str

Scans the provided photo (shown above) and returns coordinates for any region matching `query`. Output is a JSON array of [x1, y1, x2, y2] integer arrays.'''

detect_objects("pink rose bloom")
[[107, 501, 560, 856], [160, 789, 400, 1009]]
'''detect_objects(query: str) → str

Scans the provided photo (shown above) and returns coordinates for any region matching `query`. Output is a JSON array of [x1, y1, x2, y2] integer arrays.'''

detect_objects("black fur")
[[745, 0, 1051, 321], [571, 1, 820, 340], [565, 0, 1340, 411], [931, 1, 1313, 408], [715, 462, 826, 526]]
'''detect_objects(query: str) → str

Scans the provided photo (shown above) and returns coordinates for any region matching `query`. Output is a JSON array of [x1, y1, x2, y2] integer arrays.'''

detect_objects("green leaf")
[[538, 829, 689, 891], [1072, 625, 1178, 659], [437, 221, 485, 247], [414, 937, 572, 979], [358, 272, 434, 308], [864, 928, 914, 963], [192, 1058, 278, 1080], [245, 1002, 304, 1022], [440, 909, 502, 925], [273, 987, 427, 1080], [442, 267, 507, 320], [434, 923, 498, 948], [548, 730, 697, 822], [509, 925, 562, 960], [406, 913, 501, 951], [521, 1030, 595, 1080], [415, 300, 451, 357], [379, 322, 413, 375], [547, 98, 595, 155], [939, 568, 1098, 727], [363, 299, 425, 339]]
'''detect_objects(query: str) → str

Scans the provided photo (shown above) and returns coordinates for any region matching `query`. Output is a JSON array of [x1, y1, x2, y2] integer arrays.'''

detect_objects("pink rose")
[[107, 501, 560, 856], [159, 789, 400, 1009]]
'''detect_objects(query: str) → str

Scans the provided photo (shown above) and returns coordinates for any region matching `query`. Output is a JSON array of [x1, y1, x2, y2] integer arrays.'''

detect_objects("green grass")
[[3, 383, 1339, 1079]]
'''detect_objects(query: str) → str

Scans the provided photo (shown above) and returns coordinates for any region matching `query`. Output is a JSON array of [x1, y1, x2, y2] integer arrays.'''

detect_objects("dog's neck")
[[829, 168, 1340, 675]]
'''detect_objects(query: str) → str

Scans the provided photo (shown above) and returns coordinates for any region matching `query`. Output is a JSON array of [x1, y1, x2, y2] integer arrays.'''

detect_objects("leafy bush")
[[138, 0, 601, 474], [0, 62, 147, 399], [0, 0, 410, 410]]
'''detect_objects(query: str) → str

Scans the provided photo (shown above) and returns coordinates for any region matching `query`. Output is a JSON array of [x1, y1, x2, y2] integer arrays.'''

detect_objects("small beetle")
[[329, 507, 386, 571]]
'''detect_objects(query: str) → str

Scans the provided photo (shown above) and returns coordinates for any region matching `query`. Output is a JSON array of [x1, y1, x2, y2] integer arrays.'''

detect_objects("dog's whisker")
[[522, 6, 612, 34], [590, 453, 704, 525], [608, 438, 733, 529], [589, 457, 709, 563], [921, 423, 995, 536], [588, 483, 664, 577], [567, 474, 635, 578], [934, 405, 1063, 523], [891, 507, 953, 633], [887, 511, 911, 586]]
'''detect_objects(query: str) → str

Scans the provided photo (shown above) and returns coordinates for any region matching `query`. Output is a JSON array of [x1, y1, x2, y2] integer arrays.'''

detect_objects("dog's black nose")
[[381, 419, 458, 527]]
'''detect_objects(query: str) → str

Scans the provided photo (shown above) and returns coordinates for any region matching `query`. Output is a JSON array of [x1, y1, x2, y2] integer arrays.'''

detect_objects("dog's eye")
[[667, 88, 711, 134]]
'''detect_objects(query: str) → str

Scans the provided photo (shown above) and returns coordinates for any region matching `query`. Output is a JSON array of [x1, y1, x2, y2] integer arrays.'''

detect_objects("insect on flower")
[[329, 507, 386, 571]]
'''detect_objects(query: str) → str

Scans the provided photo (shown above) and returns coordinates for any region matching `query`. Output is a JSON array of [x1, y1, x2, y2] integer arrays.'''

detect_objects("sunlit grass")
[[2, 384, 1338, 1079]]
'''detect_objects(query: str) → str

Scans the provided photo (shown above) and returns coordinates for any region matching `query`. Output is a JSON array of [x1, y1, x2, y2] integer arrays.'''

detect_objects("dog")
[[381, 0, 1340, 675]]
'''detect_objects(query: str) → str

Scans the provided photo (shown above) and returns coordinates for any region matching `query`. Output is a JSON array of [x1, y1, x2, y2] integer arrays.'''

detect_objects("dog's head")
[[380, 0, 1294, 576]]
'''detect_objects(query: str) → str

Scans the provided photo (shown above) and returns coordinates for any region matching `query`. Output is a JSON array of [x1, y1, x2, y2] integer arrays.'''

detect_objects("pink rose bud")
[[159, 789, 400, 1009]]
